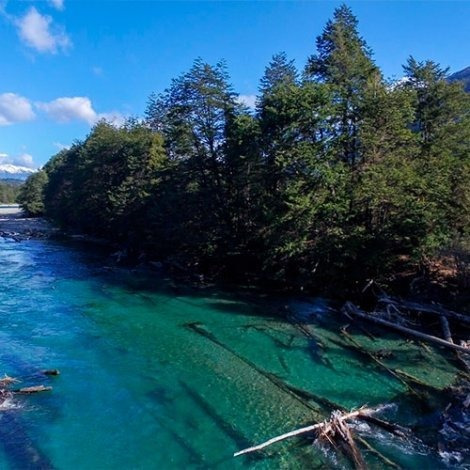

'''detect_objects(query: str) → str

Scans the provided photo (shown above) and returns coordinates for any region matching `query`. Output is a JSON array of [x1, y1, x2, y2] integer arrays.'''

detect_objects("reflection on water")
[[0, 237, 461, 469]]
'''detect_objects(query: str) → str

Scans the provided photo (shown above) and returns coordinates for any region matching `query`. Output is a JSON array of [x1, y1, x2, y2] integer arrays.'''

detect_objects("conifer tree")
[[306, 4, 381, 166]]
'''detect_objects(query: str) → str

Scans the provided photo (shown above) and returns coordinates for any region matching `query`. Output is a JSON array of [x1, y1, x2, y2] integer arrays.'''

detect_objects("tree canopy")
[[19, 4, 470, 294]]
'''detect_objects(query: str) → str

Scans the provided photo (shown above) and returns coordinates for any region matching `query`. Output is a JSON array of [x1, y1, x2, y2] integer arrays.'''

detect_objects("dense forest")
[[0, 180, 21, 204], [19, 5, 469, 294]]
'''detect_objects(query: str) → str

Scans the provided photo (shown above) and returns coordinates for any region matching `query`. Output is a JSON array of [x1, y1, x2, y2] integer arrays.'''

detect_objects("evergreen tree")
[[306, 4, 381, 166], [145, 59, 245, 267], [257, 52, 299, 178], [402, 57, 470, 247]]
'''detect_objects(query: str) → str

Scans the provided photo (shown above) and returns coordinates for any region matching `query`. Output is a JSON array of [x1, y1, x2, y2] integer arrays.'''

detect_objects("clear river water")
[[0, 235, 463, 469]]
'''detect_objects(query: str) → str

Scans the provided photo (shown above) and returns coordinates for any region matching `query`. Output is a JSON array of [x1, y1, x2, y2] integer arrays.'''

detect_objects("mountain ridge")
[[0, 164, 37, 181]]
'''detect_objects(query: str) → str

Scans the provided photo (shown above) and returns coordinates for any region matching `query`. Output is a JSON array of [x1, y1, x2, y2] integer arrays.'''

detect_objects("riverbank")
[[0, 206, 55, 240]]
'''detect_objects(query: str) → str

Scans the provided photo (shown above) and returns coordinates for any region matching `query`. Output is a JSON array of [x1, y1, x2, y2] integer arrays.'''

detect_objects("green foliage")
[[35, 5, 469, 293], [306, 4, 381, 167], [17, 171, 48, 216], [44, 122, 166, 244], [0, 180, 22, 204]]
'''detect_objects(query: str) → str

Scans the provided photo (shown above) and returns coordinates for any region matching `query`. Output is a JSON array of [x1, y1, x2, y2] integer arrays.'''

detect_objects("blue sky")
[[1, 0, 469, 169]]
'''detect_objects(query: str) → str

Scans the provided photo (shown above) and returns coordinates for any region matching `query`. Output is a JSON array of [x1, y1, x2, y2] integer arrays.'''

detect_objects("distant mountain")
[[448, 66, 470, 92], [0, 164, 36, 181]]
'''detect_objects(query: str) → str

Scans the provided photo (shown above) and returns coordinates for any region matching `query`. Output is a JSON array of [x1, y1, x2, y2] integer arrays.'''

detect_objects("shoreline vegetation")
[[17, 5, 469, 304], [0, 181, 22, 205]]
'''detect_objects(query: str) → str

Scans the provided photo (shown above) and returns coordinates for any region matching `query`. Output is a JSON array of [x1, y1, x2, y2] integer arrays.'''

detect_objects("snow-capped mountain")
[[0, 164, 36, 181]]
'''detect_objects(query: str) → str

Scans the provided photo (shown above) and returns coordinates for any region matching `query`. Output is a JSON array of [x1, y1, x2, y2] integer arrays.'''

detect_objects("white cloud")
[[0, 151, 37, 169], [0, 93, 36, 126], [49, 0, 65, 11], [16, 7, 71, 54], [237, 94, 257, 109], [38, 96, 125, 126], [38, 96, 97, 124]]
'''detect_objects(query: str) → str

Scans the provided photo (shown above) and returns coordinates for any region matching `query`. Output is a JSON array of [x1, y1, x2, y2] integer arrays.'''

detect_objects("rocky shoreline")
[[0, 206, 55, 241]]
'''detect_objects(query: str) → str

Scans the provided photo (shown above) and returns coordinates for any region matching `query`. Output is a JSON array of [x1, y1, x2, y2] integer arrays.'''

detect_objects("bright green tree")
[[18, 170, 48, 216]]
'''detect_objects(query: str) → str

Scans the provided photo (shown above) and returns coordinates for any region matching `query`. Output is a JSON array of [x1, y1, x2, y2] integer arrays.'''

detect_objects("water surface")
[[0, 237, 461, 469]]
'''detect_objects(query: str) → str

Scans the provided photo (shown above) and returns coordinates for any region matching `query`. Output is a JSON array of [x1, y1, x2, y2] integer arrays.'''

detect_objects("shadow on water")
[[0, 411, 53, 470]]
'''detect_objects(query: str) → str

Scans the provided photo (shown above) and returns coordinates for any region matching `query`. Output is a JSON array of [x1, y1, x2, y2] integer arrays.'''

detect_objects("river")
[[0, 232, 463, 469]]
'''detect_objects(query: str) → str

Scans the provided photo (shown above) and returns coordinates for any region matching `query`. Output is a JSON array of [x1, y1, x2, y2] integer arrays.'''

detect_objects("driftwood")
[[0, 375, 19, 388], [440, 317, 454, 344], [234, 408, 370, 456], [234, 405, 405, 469], [378, 296, 470, 326], [234, 406, 388, 459], [438, 317, 470, 373], [324, 412, 367, 470], [343, 303, 470, 354], [14, 385, 52, 394]]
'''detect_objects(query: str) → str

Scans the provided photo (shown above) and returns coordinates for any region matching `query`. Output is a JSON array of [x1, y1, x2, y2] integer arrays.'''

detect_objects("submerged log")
[[339, 325, 428, 401], [355, 435, 401, 469], [42, 369, 60, 376], [184, 322, 321, 414], [343, 303, 470, 354]]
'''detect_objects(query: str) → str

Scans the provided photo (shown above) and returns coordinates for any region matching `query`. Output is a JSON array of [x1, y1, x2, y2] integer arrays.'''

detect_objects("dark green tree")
[[146, 59, 247, 268], [306, 4, 381, 166]]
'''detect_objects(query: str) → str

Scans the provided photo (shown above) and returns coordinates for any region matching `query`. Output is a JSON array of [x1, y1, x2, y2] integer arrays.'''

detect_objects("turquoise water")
[[0, 237, 461, 469]]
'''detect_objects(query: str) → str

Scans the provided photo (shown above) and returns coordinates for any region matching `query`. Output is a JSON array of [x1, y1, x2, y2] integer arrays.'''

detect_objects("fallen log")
[[437, 318, 470, 372], [184, 322, 321, 414], [0, 375, 18, 388], [332, 415, 366, 470], [14, 385, 52, 394], [378, 296, 470, 326], [440, 317, 454, 344], [394, 369, 441, 391], [234, 407, 381, 457], [343, 303, 470, 354]]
